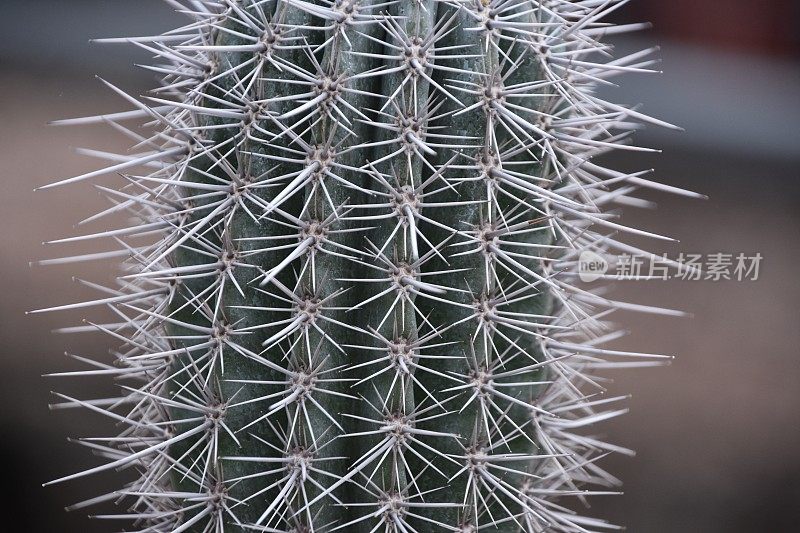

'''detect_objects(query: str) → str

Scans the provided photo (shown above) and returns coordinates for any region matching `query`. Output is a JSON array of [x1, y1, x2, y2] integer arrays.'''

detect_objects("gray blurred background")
[[1, 1, 798, 531]]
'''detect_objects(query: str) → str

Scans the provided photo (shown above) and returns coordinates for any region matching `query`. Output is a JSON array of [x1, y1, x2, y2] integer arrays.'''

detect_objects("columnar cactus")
[[39, 1, 701, 531]]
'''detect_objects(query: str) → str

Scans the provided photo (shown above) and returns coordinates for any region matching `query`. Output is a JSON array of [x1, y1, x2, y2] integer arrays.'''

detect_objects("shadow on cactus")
[[36, 0, 703, 531]]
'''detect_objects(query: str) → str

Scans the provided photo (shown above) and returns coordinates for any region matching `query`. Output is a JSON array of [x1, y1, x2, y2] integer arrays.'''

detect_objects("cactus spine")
[[39, 1, 701, 531]]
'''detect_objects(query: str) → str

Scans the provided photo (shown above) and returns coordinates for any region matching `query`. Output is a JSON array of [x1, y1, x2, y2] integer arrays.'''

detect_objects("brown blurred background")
[[1, 1, 798, 531]]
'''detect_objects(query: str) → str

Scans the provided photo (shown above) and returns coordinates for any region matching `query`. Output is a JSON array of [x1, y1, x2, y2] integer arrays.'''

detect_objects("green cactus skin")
[[37, 1, 703, 531]]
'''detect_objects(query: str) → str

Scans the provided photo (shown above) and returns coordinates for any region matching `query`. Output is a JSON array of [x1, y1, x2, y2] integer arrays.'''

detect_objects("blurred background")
[[1, 1, 798, 531]]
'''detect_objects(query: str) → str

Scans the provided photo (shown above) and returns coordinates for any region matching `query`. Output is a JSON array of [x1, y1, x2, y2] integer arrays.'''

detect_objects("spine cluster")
[[39, 1, 700, 531]]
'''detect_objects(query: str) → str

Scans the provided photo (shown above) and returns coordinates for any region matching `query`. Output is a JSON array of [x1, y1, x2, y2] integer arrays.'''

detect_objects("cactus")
[[37, 1, 703, 531]]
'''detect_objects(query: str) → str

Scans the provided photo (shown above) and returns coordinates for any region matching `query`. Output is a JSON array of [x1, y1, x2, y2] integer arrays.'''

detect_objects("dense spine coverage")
[[38, 1, 702, 531]]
